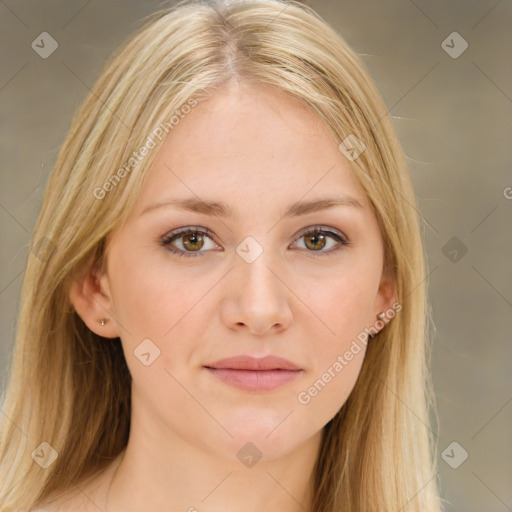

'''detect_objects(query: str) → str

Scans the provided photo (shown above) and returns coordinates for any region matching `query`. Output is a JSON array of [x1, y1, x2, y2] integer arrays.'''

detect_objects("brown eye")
[[181, 232, 204, 251], [303, 231, 328, 251], [292, 227, 351, 257], [161, 227, 218, 258], [161, 225, 351, 259]]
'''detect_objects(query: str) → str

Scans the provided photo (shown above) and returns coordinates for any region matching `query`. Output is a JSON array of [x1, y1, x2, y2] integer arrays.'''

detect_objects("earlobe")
[[68, 265, 120, 339]]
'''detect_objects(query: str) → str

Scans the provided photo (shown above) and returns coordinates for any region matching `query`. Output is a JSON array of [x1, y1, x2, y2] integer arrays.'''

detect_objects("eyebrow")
[[141, 195, 364, 219]]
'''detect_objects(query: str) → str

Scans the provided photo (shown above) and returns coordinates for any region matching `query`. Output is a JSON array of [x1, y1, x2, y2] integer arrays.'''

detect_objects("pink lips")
[[204, 355, 304, 391]]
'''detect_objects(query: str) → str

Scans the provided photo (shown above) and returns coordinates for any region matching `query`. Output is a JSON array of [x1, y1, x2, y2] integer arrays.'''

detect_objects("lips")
[[204, 355, 304, 392], [204, 355, 301, 371]]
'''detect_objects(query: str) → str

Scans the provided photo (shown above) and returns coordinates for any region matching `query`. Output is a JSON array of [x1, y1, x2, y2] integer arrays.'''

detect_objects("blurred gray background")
[[1, 1, 511, 510]]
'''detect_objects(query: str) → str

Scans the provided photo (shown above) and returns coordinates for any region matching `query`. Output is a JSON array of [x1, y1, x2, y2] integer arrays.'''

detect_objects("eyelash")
[[160, 225, 352, 259]]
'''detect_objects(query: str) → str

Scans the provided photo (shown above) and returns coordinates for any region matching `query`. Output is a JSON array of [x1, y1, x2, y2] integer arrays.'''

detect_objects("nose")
[[220, 249, 293, 336]]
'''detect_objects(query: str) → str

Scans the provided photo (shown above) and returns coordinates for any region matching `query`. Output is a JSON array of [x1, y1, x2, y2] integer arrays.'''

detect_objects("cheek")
[[109, 248, 200, 339], [109, 253, 215, 375], [295, 261, 378, 417], [310, 281, 370, 384], [307, 263, 378, 346], [294, 298, 370, 426], [296, 347, 365, 431], [110, 267, 170, 338]]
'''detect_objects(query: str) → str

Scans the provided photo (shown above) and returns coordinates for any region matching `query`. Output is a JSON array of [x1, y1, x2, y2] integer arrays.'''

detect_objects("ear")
[[372, 268, 398, 330], [68, 262, 120, 339]]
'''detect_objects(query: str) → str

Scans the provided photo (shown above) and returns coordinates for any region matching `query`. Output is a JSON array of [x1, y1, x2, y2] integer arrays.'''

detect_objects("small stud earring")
[[99, 318, 108, 326], [377, 312, 386, 320]]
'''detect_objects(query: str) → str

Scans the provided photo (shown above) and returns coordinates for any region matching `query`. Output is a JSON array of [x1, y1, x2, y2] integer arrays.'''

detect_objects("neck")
[[104, 421, 320, 512]]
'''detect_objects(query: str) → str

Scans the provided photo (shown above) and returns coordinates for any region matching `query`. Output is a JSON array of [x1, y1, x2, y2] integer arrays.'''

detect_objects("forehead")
[[133, 80, 370, 217]]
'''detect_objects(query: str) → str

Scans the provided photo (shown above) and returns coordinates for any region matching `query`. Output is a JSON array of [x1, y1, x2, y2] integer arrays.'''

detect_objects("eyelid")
[[162, 225, 216, 242], [293, 225, 350, 245], [160, 226, 221, 257], [160, 224, 351, 258], [289, 225, 352, 258]]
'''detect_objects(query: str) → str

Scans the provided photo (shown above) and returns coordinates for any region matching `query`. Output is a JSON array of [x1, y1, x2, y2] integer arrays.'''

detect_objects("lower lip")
[[205, 368, 304, 391]]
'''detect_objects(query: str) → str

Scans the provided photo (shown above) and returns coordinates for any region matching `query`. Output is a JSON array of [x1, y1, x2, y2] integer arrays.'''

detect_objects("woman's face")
[[86, 80, 395, 463]]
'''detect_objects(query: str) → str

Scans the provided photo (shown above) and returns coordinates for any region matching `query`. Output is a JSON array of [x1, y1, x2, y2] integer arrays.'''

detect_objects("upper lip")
[[205, 355, 302, 371]]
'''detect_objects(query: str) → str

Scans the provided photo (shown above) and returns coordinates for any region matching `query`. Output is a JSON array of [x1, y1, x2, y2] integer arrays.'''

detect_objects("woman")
[[0, 0, 445, 510]]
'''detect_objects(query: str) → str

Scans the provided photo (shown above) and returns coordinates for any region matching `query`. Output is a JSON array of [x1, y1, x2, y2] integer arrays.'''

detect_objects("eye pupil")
[[183, 232, 204, 251], [305, 232, 326, 251]]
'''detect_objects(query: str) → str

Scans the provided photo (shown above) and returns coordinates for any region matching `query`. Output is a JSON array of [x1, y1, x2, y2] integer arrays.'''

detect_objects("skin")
[[63, 78, 396, 512]]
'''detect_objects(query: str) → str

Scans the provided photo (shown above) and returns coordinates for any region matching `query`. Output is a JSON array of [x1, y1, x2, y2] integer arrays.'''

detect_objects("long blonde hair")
[[0, 1, 445, 510]]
